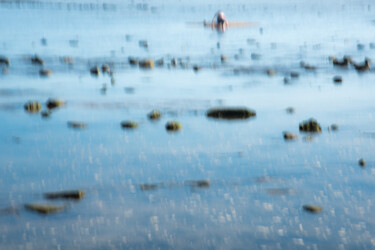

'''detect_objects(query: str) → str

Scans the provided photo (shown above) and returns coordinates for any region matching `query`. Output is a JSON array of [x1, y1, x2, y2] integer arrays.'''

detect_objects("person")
[[212, 11, 228, 31]]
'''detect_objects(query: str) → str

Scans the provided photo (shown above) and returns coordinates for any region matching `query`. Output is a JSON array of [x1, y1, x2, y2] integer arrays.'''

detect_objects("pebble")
[[333, 75, 343, 84], [39, 69, 52, 77], [121, 121, 139, 129], [283, 132, 298, 140], [148, 110, 161, 120], [90, 66, 100, 76], [44, 190, 85, 200], [128, 57, 139, 65], [303, 204, 322, 213], [24, 203, 66, 214], [0, 56, 10, 66], [46, 98, 65, 109], [358, 158, 366, 167], [165, 121, 182, 131], [139, 59, 154, 69], [24, 101, 41, 113], [31, 55, 44, 65], [140, 184, 158, 191], [286, 107, 295, 114], [67, 121, 87, 129]]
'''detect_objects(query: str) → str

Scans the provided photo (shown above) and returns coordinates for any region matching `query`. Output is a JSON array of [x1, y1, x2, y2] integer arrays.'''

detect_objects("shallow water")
[[1, 0, 375, 249]]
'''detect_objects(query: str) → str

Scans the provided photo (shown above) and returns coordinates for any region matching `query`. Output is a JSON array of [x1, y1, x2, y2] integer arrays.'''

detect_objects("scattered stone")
[[330, 124, 339, 131], [61, 56, 74, 65], [196, 180, 210, 188], [330, 56, 352, 67], [148, 110, 162, 120], [357, 43, 365, 50], [299, 118, 322, 133], [155, 58, 164, 66], [283, 77, 291, 84], [286, 107, 295, 114], [283, 132, 298, 140], [139, 59, 154, 69], [46, 98, 65, 109], [353, 59, 370, 72], [290, 72, 299, 78], [266, 69, 276, 76], [302, 204, 322, 213], [90, 66, 100, 76], [39, 68, 52, 77], [101, 64, 110, 74], [41, 110, 52, 118], [67, 121, 87, 129], [165, 121, 182, 131], [140, 184, 158, 191], [31, 55, 44, 65], [44, 190, 85, 200], [121, 121, 139, 129], [333, 75, 343, 84], [0, 56, 10, 66], [300, 61, 316, 70], [193, 65, 201, 72], [24, 203, 66, 214], [24, 101, 41, 113], [251, 53, 261, 60], [358, 158, 366, 167], [220, 54, 228, 63], [139, 40, 148, 48], [128, 57, 139, 65], [206, 107, 256, 120], [171, 58, 177, 66]]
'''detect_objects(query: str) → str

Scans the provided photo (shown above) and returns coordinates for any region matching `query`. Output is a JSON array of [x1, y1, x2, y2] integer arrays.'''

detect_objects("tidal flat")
[[1, 0, 375, 249]]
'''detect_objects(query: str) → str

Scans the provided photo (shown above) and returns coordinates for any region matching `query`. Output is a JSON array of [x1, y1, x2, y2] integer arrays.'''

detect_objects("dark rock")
[[140, 184, 158, 191], [283, 132, 298, 140], [330, 124, 339, 131], [286, 107, 295, 114], [31, 55, 44, 65], [193, 65, 201, 72], [67, 121, 87, 129], [333, 75, 343, 83], [266, 69, 276, 76], [359, 158, 366, 167], [171, 58, 177, 66], [148, 110, 161, 120], [39, 69, 52, 77], [206, 107, 256, 120], [128, 57, 139, 65], [139, 59, 154, 69], [290, 72, 300, 78], [90, 66, 100, 76], [220, 55, 228, 63], [165, 121, 182, 131], [121, 121, 139, 129], [352, 59, 370, 72], [303, 204, 322, 213], [0, 56, 10, 66], [190, 180, 210, 188], [46, 98, 65, 109], [101, 64, 110, 74], [41, 110, 52, 118], [300, 61, 316, 70], [283, 77, 290, 84], [24, 101, 41, 113], [299, 118, 322, 133], [44, 190, 85, 200], [25, 203, 66, 214]]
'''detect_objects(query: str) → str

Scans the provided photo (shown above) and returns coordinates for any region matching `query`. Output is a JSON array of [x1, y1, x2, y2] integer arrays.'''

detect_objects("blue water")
[[1, 0, 375, 249]]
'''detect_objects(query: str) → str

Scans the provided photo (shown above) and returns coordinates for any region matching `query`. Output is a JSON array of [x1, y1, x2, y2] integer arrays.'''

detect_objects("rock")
[[290, 72, 300, 78], [357, 43, 365, 50], [41, 110, 52, 118], [300, 61, 316, 70], [67, 121, 87, 129], [90, 66, 100, 76], [39, 68, 52, 77], [333, 75, 343, 84], [359, 158, 366, 167], [148, 110, 161, 120], [155, 58, 164, 66], [46, 98, 65, 109], [302, 204, 322, 213], [286, 107, 295, 114], [31, 55, 44, 65], [128, 57, 139, 65], [283, 132, 298, 140], [139, 40, 148, 48], [101, 64, 110, 74], [44, 190, 85, 200], [121, 121, 139, 129], [266, 69, 276, 76], [24, 101, 41, 113], [0, 56, 10, 66], [139, 59, 154, 69], [299, 118, 322, 133], [206, 107, 256, 120], [283, 77, 291, 84], [251, 53, 261, 60], [190, 180, 210, 188], [330, 124, 339, 131], [61, 56, 74, 65], [24, 203, 66, 214], [165, 121, 182, 131], [220, 55, 228, 63], [193, 65, 201, 72], [140, 184, 158, 191]]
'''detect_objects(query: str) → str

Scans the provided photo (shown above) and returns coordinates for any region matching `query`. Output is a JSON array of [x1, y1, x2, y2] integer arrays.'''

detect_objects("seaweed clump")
[[206, 107, 256, 120], [299, 118, 322, 133]]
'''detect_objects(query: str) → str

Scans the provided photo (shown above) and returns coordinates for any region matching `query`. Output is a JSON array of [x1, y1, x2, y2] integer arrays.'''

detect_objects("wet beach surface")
[[1, 0, 375, 249]]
